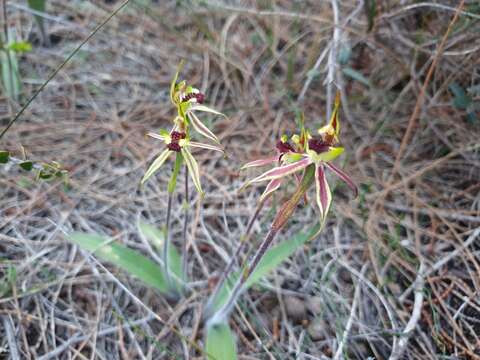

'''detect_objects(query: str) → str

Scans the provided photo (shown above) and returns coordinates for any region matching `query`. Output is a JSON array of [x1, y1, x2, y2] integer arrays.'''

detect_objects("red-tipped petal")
[[250, 158, 311, 183], [241, 157, 277, 170], [325, 162, 358, 198], [259, 178, 282, 202]]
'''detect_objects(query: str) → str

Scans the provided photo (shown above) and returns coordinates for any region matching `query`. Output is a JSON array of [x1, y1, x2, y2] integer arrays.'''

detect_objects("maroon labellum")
[[308, 138, 330, 154], [183, 92, 205, 104], [170, 131, 186, 141], [276, 141, 295, 154], [167, 142, 181, 152]]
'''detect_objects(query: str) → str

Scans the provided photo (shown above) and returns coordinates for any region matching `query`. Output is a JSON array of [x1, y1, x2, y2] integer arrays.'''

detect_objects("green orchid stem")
[[181, 166, 189, 284], [164, 153, 183, 293], [164, 192, 173, 291], [208, 164, 316, 326], [204, 199, 265, 318]]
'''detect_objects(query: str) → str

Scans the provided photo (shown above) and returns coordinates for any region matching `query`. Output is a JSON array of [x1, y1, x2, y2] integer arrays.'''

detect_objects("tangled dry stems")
[[0, 0, 479, 359]]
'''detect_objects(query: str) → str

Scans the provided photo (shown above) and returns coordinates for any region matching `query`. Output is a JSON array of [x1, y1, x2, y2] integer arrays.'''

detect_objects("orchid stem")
[[164, 153, 183, 294], [205, 200, 265, 316], [208, 164, 316, 325], [164, 192, 173, 289], [181, 165, 189, 284]]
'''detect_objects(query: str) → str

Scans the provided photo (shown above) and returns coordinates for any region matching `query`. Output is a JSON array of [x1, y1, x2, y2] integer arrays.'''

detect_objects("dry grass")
[[1, 0, 479, 359]]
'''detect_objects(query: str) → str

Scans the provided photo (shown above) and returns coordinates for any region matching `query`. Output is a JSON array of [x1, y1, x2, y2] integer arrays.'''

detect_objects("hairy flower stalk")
[[208, 165, 316, 325]]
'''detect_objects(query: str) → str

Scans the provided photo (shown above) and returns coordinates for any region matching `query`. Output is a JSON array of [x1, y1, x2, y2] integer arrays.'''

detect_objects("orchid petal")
[[330, 91, 341, 136], [310, 146, 344, 162], [181, 148, 204, 197], [147, 132, 168, 142], [170, 61, 184, 104], [315, 165, 332, 229], [188, 111, 220, 144], [325, 162, 358, 198], [241, 157, 277, 170], [250, 158, 311, 183], [141, 149, 173, 185], [188, 141, 224, 153], [259, 178, 283, 203], [188, 104, 226, 117]]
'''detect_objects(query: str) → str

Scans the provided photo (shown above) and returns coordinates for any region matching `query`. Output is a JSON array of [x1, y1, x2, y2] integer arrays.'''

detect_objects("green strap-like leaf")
[[138, 222, 184, 281], [141, 149, 172, 185], [211, 226, 319, 311], [69, 233, 169, 293], [206, 322, 237, 360]]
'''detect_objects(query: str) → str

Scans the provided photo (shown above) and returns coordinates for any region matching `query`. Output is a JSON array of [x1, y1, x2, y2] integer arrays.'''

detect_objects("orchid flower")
[[242, 94, 357, 231], [170, 61, 226, 145], [142, 62, 226, 196], [141, 129, 223, 196]]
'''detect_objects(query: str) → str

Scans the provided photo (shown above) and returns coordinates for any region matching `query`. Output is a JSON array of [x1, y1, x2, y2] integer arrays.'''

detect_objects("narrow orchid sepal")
[[315, 165, 332, 230], [181, 148, 204, 198], [170, 61, 184, 104], [188, 111, 220, 144], [259, 178, 283, 203], [188, 141, 224, 153], [241, 157, 278, 170], [147, 132, 169, 142], [325, 162, 358, 198], [250, 158, 311, 183], [188, 104, 226, 117], [141, 149, 173, 185]]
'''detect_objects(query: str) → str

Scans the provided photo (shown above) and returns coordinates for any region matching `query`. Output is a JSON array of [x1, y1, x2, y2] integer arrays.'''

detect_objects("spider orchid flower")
[[240, 134, 304, 202], [170, 62, 226, 145], [242, 96, 357, 231], [141, 129, 223, 196]]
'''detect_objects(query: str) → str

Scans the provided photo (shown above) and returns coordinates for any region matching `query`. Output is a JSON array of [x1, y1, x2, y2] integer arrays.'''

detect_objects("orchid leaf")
[[206, 322, 237, 360], [211, 226, 318, 311], [141, 149, 172, 185], [138, 222, 184, 281], [69, 233, 169, 293]]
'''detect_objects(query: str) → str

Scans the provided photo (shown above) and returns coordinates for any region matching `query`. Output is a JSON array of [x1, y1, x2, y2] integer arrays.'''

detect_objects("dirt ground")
[[1, 1, 479, 359]]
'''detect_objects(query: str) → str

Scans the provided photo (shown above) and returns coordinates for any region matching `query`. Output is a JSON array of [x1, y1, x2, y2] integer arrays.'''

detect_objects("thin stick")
[[0, 0, 132, 140]]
